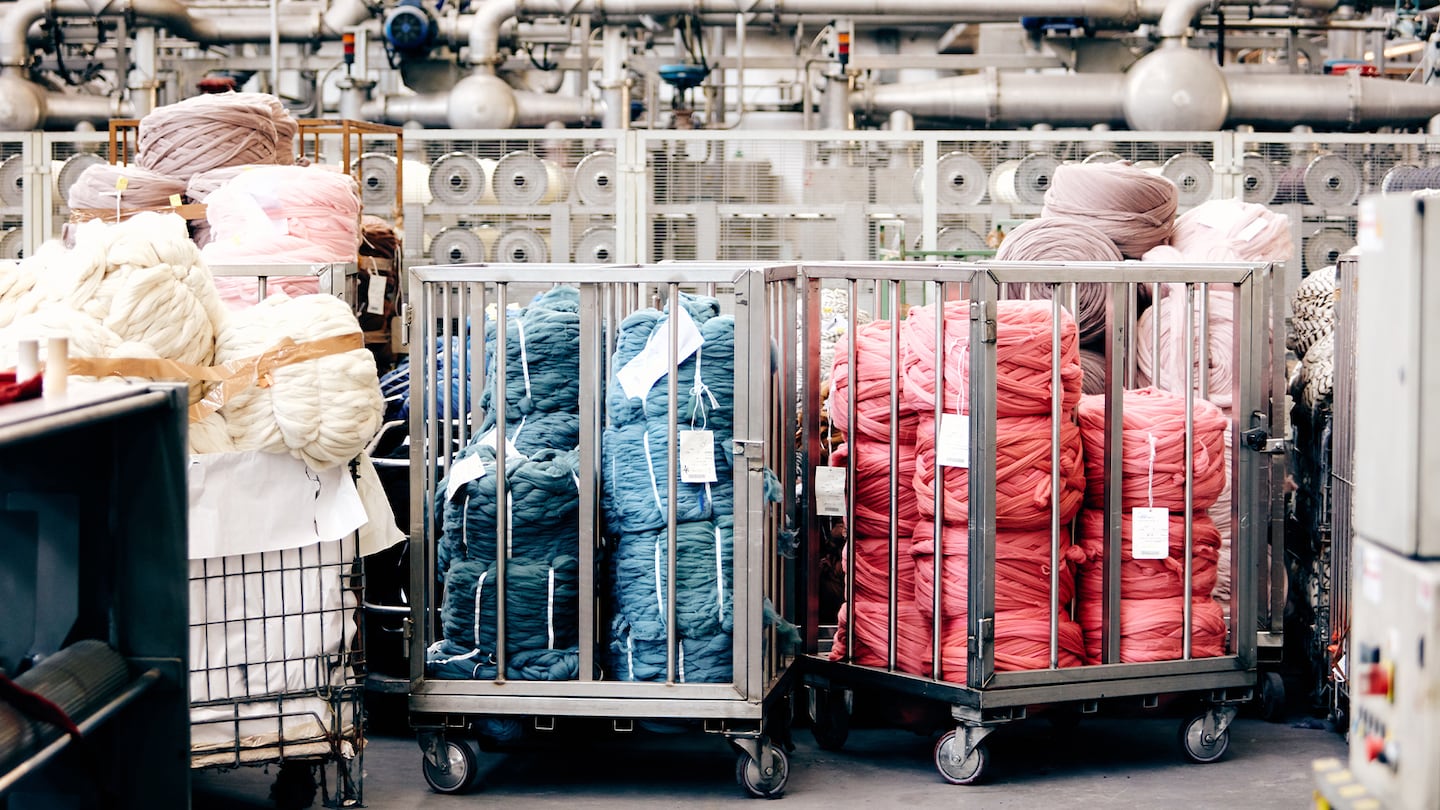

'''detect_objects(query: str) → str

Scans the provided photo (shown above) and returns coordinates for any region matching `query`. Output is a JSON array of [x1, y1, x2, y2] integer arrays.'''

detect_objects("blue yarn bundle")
[[380, 334, 477, 424], [602, 294, 738, 684], [439, 446, 581, 569], [439, 556, 580, 652], [478, 289, 581, 449]]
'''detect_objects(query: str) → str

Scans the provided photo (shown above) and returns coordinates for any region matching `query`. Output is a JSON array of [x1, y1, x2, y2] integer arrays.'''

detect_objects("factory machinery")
[[2, 0, 1440, 279]]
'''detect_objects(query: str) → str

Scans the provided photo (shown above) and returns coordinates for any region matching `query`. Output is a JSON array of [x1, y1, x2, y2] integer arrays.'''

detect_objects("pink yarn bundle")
[[912, 413, 1085, 529], [912, 521, 1084, 619], [996, 218, 1124, 347], [830, 442, 921, 540], [66, 163, 188, 211], [829, 320, 918, 441], [138, 92, 297, 181], [829, 599, 949, 678], [1076, 388, 1229, 510], [1134, 285, 1238, 412], [899, 299, 1082, 419], [1164, 199, 1293, 263], [1074, 595, 1227, 664], [843, 536, 918, 605], [1075, 509, 1221, 601], [1042, 162, 1177, 259]]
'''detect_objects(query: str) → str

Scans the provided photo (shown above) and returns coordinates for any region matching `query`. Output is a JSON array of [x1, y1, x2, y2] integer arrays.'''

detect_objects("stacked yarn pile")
[[1290, 265, 1338, 411], [1074, 388, 1229, 663], [603, 293, 737, 683], [903, 299, 1088, 679], [825, 319, 927, 675], [426, 286, 585, 681]]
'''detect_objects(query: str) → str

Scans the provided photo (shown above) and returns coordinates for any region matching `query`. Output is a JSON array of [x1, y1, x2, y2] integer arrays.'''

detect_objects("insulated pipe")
[[1225, 71, 1440, 128], [1157, 0, 1216, 40], [0, 0, 374, 74], [42, 90, 132, 128], [361, 79, 597, 127], [858, 70, 1128, 128], [600, 26, 627, 130]]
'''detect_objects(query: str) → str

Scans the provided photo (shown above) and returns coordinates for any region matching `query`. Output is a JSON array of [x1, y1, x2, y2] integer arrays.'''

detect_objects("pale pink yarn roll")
[[1042, 162, 1177, 259], [1135, 285, 1237, 412], [200, 166, 361, 264], [996, 217, 1123, 347], [137, 92, 297, 181], [66, 164, 187, 210], [1168, 200, 1293, 263]]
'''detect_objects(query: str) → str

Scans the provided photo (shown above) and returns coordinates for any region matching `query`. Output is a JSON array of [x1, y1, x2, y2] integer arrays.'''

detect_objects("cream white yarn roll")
[[573, 151, 616, 206], [493, 151, 567, 206], [215, 293, 382, 470], [0, 154, 23, 208], [428, 153, 495, 206], [494, 225, 550, 263], [0, 229, 21, 261], [574, 225, 617, 263], [56, 153, 106, 205], [429, 226, 487, 264], [189, 412, 237, 454], [0, 260, 34, 328]]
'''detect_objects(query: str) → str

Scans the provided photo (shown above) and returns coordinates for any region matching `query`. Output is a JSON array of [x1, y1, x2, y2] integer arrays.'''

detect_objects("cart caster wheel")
[[1259, 671, 1286, 722], [934, 730, 988, 785], [270, 761, 317, 809], [422, 737, 483, 794], [736, 746, 789, 799], [1179, 714, 1230, 763], [810, 688, 850, 752]]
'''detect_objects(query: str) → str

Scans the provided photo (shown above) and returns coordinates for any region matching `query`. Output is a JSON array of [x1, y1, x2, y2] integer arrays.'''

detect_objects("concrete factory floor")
[[192, 695, 1346, 809]]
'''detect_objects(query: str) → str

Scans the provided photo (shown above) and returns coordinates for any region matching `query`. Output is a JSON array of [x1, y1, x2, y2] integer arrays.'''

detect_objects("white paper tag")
[[445, 452, 487, 500], [615, 306, 705, 400], [366, 270, 387, 315], [679, 429, 718, 483], [476, 427, 524, 461], [937, 413, 970, 468], [1235, 217, 1268, 243], [1131, 507, 1170, 560], [815, 466, 847, 517]]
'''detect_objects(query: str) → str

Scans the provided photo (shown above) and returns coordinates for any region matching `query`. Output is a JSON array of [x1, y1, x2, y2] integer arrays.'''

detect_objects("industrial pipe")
[[858, 70, 1129, 127], [1226, 71, 1440, 128]]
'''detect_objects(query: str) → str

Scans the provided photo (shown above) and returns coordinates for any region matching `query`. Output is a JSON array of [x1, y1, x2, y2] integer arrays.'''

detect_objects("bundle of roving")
[[1134, 284, 1238, 412], [214, 292, 382, 470], [1076, 388, 1228, 510], [66, 163, 188, 211], [438, 556, 580, 656], [1290, 265, 1337, 358], [606, 297, 729, 429], [603, 423, 730, 534], [137, 92, 297, 181], [1074, 509, 1221, 602], [829, 598, 949, 678], [477, 287, 582, 455], [1074, 593, 1227, 664], [1299, 331, 1335, 410], [609, 616, 733, 683], [425, 639, 579, 681], [912, 413, 1085, 529], [1165, 199, 1292, 264], [828, 320, 918, 442], [609, 516, 734, 642], [911, 521, 1085, 620], [810, 286, 873, 385], [0, 259, 37, 329], [438, 446, 581, 571], [1041, 162, 1177, 259], [201, 165, 361, 265], [185, 165, 252, 202], [828, 440, 920, 540], [378, 334, 475, 425], [1079, 348, 1107, 395], [995, 217, 1124, 347], [841, 535, 919, 606], [899, 299, 1083, 419]]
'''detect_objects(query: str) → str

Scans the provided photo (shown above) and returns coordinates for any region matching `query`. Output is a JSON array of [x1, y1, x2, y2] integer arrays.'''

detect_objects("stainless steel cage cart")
[[786, 260, 1284, 784], [407, 263, 797, 798]]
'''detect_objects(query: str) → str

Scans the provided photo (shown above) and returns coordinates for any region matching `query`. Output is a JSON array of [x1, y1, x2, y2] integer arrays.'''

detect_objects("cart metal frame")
[[785, 260, 1283, 781], [406, 262, 797, 797]]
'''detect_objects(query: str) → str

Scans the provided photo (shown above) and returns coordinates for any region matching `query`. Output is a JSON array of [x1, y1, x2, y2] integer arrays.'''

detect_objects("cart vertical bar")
[[931, 278, 946, 681], [578, 282, 602, 682], [844, 277, 858, 661], [1102, 280, 1128, 665], [968, 272, 998, 687], [887, 277, 901, 672], [666, 282, 680, 685], [1049, 290, 1063, 669], [737, 266, 768, 698], [494, 282, 510, 682], [799, 272, 824, 655], [1183, 282, 1195, 660]]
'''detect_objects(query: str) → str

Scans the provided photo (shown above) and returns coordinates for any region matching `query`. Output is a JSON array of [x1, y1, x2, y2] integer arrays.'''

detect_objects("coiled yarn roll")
[[610, 516, 734, 642], [439, 446, 580, 568], [137, 92, 296, 180], [609, 617, 732, 683], [1076, 389, 1228, 510], [913, 413, 1085, 529], [0, 259, 36, 328], [478, 297, 582, 451], [1166, 199, 1293, 263], [1042, 162, 1177, 259], [911, 520, 1084, 619], [1079, 348, 1107, 395], [66, 164, 188, 211], [899, 299, 1082, 419], [1290, 265, 1337, 358], [842, 535, 919, 605], [607, 312, 735, 432], [1075, 595, 1226, 664], [602, 422, 732, 534], [215, 293, 383, 470], [829, 598, 946, 678], [829, 441, 920, 541], [201, 165, 361, 264], [995, 218, 1124, 347], [1075, 509, 1221, 601], [1134, 285, 1238, 412], [828, 320, 918, 443], [440, 556, 580, 656]]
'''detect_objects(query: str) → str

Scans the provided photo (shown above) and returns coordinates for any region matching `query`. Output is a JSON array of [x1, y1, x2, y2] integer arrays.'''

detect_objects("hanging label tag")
[[366, 270, 387, 315], [937, 412, 970, 468], [679, 429, 718, 483], [615, 306, 705, 400], [1131, 507, 1170, 560], [815, 466, 847, 517], [114, 175, 128, 192], [1235, 217, 1268, 243], [476, 427, 524, 461], [168, 193, 183, 207], [445, 452, 488, 500]]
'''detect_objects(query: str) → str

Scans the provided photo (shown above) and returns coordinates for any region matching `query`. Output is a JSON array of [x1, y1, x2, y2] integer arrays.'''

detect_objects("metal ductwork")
[[361, 73, 600, 128], [857, 70, 1129, 128], [1227, 72, 1440, 129]]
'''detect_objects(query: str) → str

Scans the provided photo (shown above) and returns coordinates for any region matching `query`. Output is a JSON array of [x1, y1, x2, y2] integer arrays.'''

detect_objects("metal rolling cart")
[[406, 262, 798, 798], [787, 259, 1285, 783], [186, 262, 368, 809]]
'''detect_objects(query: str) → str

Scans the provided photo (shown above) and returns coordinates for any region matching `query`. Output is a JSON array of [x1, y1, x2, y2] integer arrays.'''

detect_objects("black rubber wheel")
[[933, 729, 988, 785], [270, 761, 317, 810], [1259, 671, 1286, 722], [1179, 714, 1230, 764], [810, 688, 850, 752], [422, 737, 483, 794], [736, 746, 789, 799]]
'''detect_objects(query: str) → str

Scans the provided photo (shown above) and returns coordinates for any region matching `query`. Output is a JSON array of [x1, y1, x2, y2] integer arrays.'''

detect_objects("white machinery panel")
[[1354, 194, 1440, 558], [1349, 540, 1440, 810]]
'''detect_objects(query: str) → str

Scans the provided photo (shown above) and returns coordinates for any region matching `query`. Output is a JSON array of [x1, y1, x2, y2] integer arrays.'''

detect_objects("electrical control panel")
[[1349, 539, 1440, 809]]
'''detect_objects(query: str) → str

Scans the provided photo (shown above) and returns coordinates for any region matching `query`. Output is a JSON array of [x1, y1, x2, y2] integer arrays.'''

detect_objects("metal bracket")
[[942, 724, 998, 767], [1242, 426, 1284, 453], [417, 731, 447, 771]]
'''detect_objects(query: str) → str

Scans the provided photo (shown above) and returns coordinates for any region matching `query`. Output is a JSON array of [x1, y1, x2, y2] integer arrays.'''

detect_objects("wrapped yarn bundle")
[[1076, 388, 1229, 510], [1042, 162, 1177, 259], [137, 92, 297, 180], [201, 165, 362, 264], [66, 164, 188, 211], [995, 218, 1124, 347], [214, 293, 382, 470], [1166, 199, 1292, 264], [0, 259, 36, 329], [1134, 284, 1239, 412], [1290, 265, 1337, 359]]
